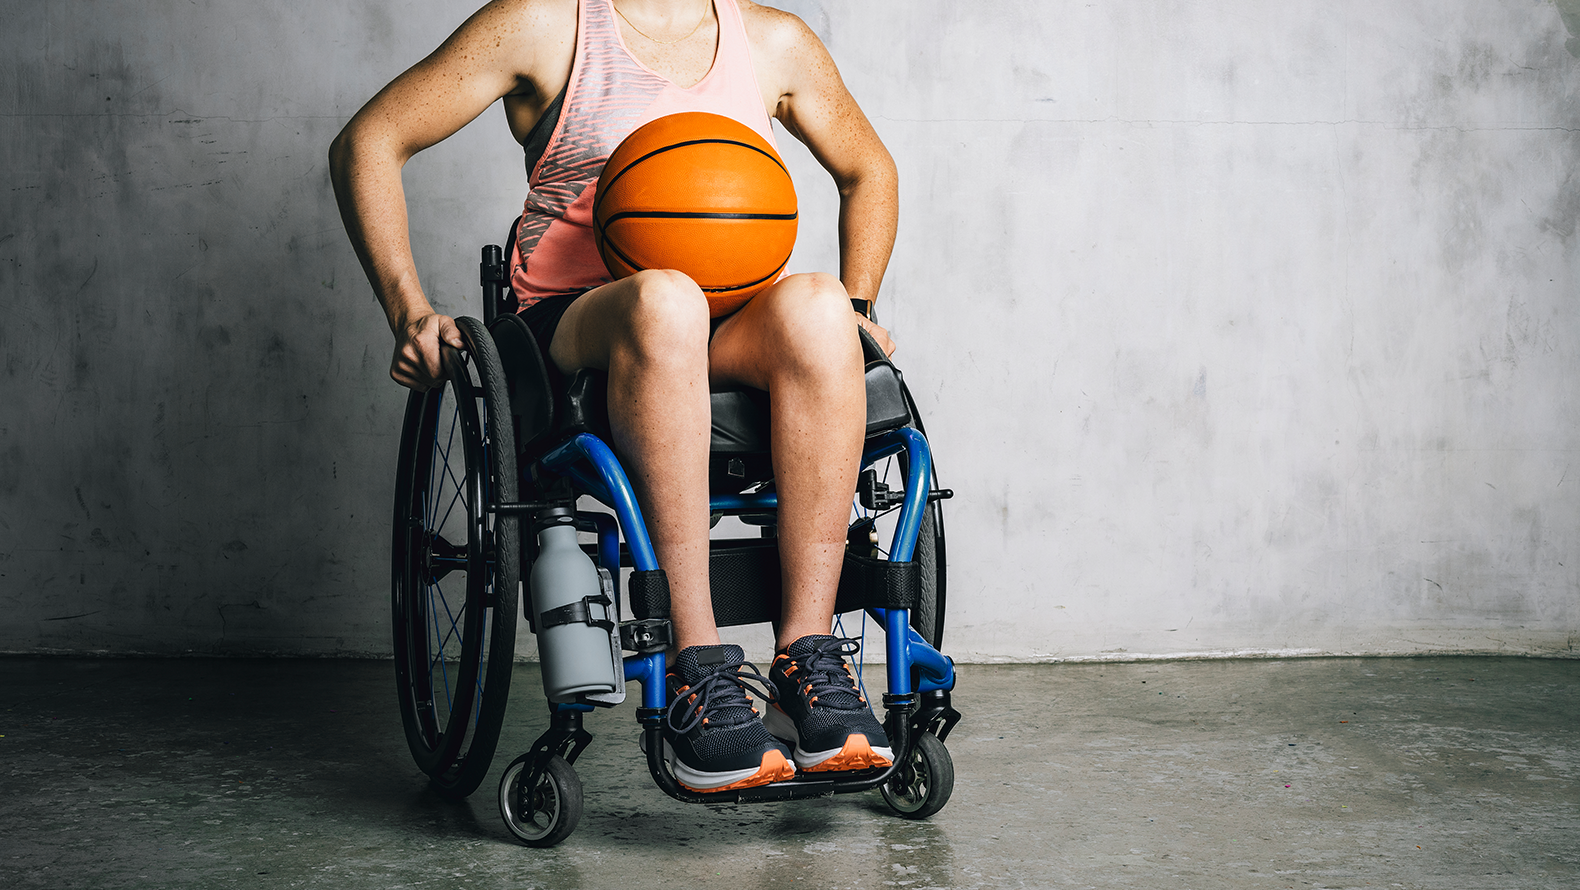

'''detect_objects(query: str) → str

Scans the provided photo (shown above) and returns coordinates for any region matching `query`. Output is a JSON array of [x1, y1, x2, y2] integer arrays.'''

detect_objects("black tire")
[[498, 754, 583, 847], [909, 499, 946, 650], [880, 732, 954, 819], [391, 316, 519, 799], [896, 379, 947, 650], [852, 449, 947, 651]]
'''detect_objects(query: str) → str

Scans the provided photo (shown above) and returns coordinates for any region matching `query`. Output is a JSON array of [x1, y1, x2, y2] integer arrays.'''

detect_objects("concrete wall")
[[2, 0, 1577, 660]]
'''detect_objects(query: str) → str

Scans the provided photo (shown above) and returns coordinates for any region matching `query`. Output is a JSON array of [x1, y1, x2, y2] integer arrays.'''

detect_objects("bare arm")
[[328, 0, 568, 389], [748, 7, 899, 349]]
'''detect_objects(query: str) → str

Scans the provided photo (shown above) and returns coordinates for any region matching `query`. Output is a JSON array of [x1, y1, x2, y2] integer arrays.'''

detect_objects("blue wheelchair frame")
[[519, 421, 956, 805]]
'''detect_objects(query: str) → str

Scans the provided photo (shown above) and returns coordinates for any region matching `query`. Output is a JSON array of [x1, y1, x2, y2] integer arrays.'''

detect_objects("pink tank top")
[[511, 0, 778, 307]]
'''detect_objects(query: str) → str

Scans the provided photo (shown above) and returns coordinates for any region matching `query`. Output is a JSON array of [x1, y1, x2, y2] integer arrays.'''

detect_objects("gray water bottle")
[[529, 518, 623, 703]]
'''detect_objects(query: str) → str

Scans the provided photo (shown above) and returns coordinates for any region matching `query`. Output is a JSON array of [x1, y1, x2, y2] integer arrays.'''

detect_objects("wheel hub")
[[424, 531, 468, 584]]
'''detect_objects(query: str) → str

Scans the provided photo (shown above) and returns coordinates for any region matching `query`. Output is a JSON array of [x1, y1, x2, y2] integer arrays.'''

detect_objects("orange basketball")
[[594, 112, 798, 317]]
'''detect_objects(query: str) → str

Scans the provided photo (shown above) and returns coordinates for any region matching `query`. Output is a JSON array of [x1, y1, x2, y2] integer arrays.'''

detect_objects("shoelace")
[[667, 659, 778, 735], [785, 637, 866, 709]]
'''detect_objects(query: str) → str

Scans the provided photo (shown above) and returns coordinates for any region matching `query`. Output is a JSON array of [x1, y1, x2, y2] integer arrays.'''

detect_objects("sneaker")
[[663, 644, 796, 792], [763, 635, 894, 772]]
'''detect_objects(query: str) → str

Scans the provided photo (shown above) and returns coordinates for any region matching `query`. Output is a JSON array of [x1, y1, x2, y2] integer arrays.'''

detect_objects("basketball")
[[594, 112, 798, 317]]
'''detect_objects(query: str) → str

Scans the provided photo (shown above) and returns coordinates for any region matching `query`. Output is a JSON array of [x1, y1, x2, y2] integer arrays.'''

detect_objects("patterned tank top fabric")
[[511, 0, 777, 308]]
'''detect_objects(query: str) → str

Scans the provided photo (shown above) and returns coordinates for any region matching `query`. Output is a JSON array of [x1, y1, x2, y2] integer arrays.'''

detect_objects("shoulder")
[[737, 2, 826, 64], [430, 0, 578, 64], [427, 0, 577, 92], [736, 1, 838, 98], [464, 0, 577, 32]]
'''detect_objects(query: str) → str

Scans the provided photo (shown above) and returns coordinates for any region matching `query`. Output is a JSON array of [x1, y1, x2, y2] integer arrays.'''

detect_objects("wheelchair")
[[388, 232, 960, 847]]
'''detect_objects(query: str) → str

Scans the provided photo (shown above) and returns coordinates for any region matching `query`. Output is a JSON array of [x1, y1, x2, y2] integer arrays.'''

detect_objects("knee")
[[760, 273, 862, 374], [772, 272, 851, 325], [619, 270, 711, 363]]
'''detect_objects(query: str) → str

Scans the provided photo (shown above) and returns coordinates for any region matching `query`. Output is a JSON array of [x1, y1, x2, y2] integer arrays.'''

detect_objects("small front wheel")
[[880, 732, 954, 819], [499, 754, 582, 847]]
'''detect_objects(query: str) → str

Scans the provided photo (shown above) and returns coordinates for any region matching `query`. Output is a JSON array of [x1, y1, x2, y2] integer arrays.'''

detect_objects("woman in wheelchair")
[[331, 0, 956, 843]]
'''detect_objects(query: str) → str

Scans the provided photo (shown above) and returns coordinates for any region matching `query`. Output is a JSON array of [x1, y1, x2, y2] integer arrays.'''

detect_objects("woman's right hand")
[[391, 311, 465, 391]]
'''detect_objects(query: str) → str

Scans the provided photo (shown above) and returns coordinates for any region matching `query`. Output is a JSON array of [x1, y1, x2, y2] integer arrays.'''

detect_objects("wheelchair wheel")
[[498, 754, 583, 847], [854, 453, 947, 650], [391, 316, 520, 799], [910, 500, 946, 649], [880, 732, 954, 819]]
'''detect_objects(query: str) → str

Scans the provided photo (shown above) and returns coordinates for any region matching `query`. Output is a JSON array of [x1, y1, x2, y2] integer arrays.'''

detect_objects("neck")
[[619, 0, 703, 12], [615, 0, 710, 28], [613, 0, 714, 47]]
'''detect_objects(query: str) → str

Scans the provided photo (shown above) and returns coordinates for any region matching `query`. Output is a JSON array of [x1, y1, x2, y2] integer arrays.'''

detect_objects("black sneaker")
[[663, 644, 796, 792], [764, 635, 894, 772]]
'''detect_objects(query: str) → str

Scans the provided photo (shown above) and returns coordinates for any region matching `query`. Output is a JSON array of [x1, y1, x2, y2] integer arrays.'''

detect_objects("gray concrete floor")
[[1, 657, 1576, 889]]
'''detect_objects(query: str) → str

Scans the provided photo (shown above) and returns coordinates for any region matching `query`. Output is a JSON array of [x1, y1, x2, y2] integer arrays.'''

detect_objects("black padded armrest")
[[856, 325, 912, 435], [856, 325, 887, 364], [864, 363, 911, 436]]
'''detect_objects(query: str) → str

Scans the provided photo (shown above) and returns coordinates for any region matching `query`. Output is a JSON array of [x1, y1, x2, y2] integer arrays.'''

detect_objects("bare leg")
[[709, 273, 866, 650], [548, 270, 720, 651]]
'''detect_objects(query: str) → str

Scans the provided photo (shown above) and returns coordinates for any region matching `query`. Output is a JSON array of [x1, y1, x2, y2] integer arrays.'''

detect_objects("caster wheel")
[[881, 732, 954, 819], [499, 754, 582, 847]]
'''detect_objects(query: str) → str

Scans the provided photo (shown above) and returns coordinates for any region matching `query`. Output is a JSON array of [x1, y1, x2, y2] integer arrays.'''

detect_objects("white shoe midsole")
[[663, 740, 784, 790], [762, 706, 894, 768]]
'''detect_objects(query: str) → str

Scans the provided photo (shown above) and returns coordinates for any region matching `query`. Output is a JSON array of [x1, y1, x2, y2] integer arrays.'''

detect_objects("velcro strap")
[[628, 569, 672, 619], [834, 552, 919, 612]]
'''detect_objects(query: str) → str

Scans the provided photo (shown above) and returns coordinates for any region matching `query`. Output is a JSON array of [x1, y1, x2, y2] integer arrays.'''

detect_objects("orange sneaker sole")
[[678, 749, 796, 793], [802, 735, 893, 773]]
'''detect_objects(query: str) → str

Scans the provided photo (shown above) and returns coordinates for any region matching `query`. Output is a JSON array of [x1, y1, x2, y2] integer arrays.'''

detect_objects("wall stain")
[[1538, 168, 1580, 243], [1557, 0, 1580, 58]]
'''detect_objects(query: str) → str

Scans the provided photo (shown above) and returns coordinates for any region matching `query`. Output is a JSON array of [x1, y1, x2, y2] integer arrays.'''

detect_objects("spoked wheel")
[[391, 316, 519, 799], [852, 430, 947, 650], [880, 732, 954, 819], [498, 754, 583, 847]]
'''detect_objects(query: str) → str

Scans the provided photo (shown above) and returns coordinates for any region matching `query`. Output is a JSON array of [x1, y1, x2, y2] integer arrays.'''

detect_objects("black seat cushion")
[[710, 387, 772, 453], [491, 317, 913, 463], [709, 332, 913, 451]]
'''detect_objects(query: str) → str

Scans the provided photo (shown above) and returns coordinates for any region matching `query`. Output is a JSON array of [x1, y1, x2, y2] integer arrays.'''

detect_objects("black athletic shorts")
[[514, 289, 590, 394], [517, 290, 589, 362]]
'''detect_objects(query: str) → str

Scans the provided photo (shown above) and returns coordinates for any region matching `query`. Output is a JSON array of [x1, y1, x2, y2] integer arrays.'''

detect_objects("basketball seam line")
[[698, 255, 791, 294], [593, 137, 790, 219], [602, 210, 798, 223], [600, 241, 790, 294]]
